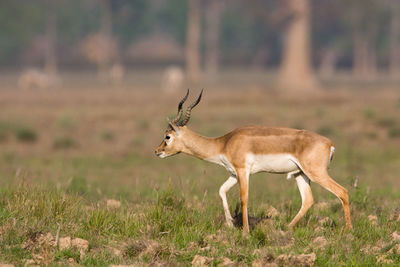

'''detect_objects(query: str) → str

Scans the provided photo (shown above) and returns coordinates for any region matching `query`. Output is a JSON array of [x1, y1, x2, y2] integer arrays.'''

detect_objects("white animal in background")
[[110, 63, 125, 86], [18, 69, 59, 89], [161, 65, 184, 93]]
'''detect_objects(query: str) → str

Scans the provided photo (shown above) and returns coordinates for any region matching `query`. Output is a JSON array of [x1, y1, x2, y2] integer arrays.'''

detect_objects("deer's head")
[[155, 89, 203, 158]]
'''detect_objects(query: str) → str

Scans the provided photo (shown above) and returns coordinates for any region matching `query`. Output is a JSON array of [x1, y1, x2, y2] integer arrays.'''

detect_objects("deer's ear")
[[167, 119, 181, 136]]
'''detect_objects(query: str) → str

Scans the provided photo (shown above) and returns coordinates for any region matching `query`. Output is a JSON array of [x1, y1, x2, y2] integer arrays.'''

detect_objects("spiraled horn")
[[171, 89, 189, 124], [178, 89, 203, 126]]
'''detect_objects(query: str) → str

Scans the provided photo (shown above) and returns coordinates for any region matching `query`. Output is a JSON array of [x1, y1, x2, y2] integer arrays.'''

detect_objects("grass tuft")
[[16, 127, 38, 142], [99, 131, 115, 142], [53, 136, 78, 149], [376, 117, 396, 128], [388, 126, 400, 138]]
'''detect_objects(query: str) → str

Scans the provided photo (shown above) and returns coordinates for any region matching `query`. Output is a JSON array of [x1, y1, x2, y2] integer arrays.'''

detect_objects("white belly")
[[205, 154, 237, 175], [246, 153, 299, 174]]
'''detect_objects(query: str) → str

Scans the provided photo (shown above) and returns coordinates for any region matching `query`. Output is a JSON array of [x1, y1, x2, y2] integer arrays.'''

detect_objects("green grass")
[[0, 82, 399, 265], [0, 180, 399, 266]]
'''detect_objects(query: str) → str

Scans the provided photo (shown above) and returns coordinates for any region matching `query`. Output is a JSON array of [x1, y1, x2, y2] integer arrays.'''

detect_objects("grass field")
[[0, 72, 400, 266]]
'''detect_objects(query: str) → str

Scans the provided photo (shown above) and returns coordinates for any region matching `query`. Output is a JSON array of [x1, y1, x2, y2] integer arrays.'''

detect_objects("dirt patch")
[[318, 217, 334, 227], [58, 237, 71, 250], [274, 230, 294, 248], [314, 202, 330, 211], [22, 231, 57, 265], [123, 239, 163, 262], [361, 240, 386, 255], [191, 255, 213, 267], [71, 238, 89, 252], [392, 231, 400, 242], [22, 231, 55, 251], [251, 252, 276, 267], [376, 254, 393, 264], [388, 243, 400, 254], [218, 257, 235, 267], [106, 199, 121, 209], [312, 236, 328, 250], [367, 215, 378, 225], [265, 206, 280, 218], [110, 265, 141, 267], [24, 259, 37, 266], [252, 259, 277, 267], [275, 253, 316, 267], [314, 226, 325, 235], [110, 247, 122, 257], [204, 230, 230, 247], [56, 236, 89, 260]]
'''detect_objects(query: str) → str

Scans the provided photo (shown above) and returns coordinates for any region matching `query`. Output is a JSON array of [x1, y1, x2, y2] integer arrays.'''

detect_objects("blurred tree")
[[185, 0, 201, 83], [80, 0, 119, 79], [99, 0, 115, 77], [44, 0, 58, 75], [277, 0, 318, 92], [246, 0, 317, 91], [204, 0, 223, 81], [390, 0, 400, 77], [156, 0, 187, 44], [80, 33, 118, 78], [341, 0, 386, 80], [313, 0, 348, 77], [0, 0, 395, 75], [0, 1, 43, 66], [106, 0, 150, 47], [101, 0, 112, 37], [220, 2, 263, 66]]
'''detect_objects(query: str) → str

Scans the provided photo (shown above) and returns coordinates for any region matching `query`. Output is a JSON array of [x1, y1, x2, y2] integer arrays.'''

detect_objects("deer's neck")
[[180, 128, 224, 160]]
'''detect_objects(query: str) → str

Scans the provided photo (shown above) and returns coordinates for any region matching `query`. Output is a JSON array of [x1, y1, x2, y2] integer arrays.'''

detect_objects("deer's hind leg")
[[289, 173, 314, 228], [219, 176, 237, 227], [300, 163, 352, 229], [296, 143, 352, 229]]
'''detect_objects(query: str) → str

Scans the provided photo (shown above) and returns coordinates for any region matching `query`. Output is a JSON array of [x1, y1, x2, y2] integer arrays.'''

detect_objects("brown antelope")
[[155, 90, 352, 233]]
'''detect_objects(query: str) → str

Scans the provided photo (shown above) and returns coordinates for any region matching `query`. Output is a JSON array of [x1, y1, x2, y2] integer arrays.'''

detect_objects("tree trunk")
[[353, 32, 368, 78], [185, 0, 202, 84], [277, 0, 318, 92], [44, 1, 57, 75], [319, 48, 337, 78], [99, 0, 112, 79], [390, 0, 400, 77], [204, 0, 222, 81], [353, 31, 377, 80], [101, 0, 112, 37]]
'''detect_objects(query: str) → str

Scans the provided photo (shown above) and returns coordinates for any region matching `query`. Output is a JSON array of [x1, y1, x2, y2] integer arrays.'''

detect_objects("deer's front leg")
[[219, 176, 237, 227], [237, 168, 249, 234]]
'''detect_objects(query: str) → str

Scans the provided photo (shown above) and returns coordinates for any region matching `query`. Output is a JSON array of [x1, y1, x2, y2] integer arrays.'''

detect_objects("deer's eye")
[[165, 135, 173, 145]]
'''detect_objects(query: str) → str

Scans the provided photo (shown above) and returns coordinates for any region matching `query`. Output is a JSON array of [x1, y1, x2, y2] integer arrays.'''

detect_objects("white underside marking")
[[206, 153, 305, 179], [245, 153, 300, 175], [287, 170, 302, 180], [205, 154, 237, 176], [329, 146, 335, 162]]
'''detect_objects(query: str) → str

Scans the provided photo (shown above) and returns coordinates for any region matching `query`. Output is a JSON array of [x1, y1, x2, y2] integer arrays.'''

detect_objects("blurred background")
[[1, 0, 400, 87], [0, 0, 399, 200]]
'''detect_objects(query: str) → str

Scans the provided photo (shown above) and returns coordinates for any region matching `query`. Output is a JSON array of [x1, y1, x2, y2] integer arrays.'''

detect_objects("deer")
[[155, 89, 352, 233]]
